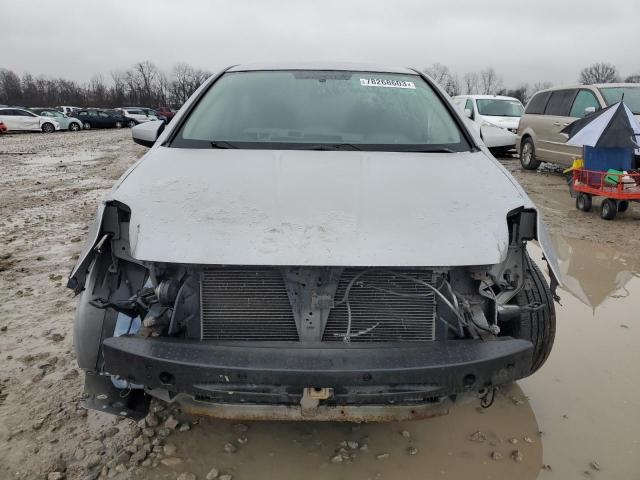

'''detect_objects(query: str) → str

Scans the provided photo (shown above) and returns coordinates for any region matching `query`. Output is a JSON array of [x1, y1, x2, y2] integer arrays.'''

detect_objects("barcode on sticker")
[[360, 78, 416, 89]]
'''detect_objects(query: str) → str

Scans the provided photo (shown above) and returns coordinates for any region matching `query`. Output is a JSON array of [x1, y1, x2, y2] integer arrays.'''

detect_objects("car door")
[[98, 111, 113, 127], [88, 110, 100, 126], [0, 109, 17, 130], [464, 99, 475, 123], [535, 89, 578, 167], [16, 109, 40, 130], [569, 89, 601, 120], [50, 110, 68, 129]]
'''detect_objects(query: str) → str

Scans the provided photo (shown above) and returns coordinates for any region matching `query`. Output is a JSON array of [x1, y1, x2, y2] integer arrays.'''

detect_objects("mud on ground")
[[0, 134, 638, 480]]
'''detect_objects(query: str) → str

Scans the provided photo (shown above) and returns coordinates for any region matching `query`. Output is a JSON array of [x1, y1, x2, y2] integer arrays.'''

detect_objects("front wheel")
[[42, 122, 55, 133], [502, 253, 556, 374], [519, 138, 541, 170], [115, 121, 123, 129], [127, 120, 136, 128], [576, 193, 592, 212], [83, 121, 91, 130], [601, 199, 617, 220], [69, 122, 81, 132]]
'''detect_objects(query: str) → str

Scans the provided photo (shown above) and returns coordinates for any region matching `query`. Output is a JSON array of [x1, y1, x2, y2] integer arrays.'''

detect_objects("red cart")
[[571, 168, 640, 220]]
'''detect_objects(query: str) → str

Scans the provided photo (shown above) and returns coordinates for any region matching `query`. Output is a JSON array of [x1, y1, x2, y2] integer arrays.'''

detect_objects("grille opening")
[[200, 267, 437, 342], [322, 268, 436, 342], [200, 267, 299, 341]]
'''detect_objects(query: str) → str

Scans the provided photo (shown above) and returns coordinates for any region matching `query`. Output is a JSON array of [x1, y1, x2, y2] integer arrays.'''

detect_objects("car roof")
[[227, 62, 417, 74], [454, 94, 522, 101], [535, 82, 640, 94]]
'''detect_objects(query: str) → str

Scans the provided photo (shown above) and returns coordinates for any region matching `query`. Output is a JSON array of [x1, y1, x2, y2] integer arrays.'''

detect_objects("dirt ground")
[[1, 131, 639, 480]]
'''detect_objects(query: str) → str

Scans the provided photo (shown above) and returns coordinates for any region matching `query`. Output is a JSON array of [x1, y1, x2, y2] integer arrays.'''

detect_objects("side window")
[[524, 91, 551, 114], [40, 111, 52, 117], [0, 109, 13, 116], [569, 90, 600, 118], [78, 111, 87, 117], [464, 99, 474, 118], [89, 111, 98, 117], [544, 89, 578, 116], [98, 112, 109, 118]]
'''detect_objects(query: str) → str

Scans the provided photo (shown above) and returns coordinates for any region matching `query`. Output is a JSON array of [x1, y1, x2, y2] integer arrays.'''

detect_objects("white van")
[[452, 95, 524, 151]]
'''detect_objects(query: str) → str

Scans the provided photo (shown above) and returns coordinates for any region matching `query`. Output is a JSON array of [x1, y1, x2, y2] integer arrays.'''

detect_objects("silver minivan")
[[517, 83, 640, 169]]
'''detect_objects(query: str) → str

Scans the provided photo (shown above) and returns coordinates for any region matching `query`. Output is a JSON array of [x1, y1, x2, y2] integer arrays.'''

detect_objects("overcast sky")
[[2, 0, 638, 87]]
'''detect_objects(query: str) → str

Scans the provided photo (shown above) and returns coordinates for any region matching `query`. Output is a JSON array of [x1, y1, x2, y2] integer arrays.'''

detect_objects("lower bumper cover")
[[102, 336, 533, 406]]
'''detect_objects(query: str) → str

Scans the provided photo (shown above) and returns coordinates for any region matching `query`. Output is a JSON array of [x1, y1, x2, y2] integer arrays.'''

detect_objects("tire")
[[576, 193, 592, 212], [41, 122, 55, 133], [600, 198, 617, 220], [127, 120, 136, 128], [83, 121, 91, 130], [501, 253, 556, 374], [519, 137, 541, 170], [69, 122, 80, 132], [115, 121, 123, 129], [618, 200, 629, 213]]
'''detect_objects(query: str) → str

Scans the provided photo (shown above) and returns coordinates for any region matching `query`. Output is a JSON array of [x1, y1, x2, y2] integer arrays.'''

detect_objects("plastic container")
[[583, 146, 634, 172]]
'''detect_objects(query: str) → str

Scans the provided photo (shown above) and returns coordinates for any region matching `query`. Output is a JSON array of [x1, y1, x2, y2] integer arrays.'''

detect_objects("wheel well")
[[520, 134, 532, 148]]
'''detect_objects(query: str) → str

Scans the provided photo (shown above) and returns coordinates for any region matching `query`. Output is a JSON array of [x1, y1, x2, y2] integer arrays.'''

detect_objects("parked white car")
[[0, 107, 61, 133], [118, 107, 159, 128], [56, 106, 81, 116], [31, 109, 83, 131], [453, 95, 524, 151], [70, 63, 561, 421]]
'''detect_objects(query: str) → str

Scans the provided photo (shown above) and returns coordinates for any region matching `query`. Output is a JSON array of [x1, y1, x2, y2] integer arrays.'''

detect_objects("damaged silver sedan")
[[69, 63, 560, 421]]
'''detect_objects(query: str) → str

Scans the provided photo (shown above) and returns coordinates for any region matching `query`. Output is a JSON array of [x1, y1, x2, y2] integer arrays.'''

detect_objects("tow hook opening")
[[300, 387, 334, 417], [308, 387, 333, 400]]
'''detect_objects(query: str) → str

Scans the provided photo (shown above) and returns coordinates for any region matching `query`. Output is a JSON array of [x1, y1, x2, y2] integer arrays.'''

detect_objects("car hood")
[[107, 147, 531, 267], [480, 115, 521, 129]]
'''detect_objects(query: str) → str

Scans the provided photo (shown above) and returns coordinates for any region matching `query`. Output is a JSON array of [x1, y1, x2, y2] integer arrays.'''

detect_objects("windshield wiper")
[[297, 143, 362, 151], [210, 141, 238, 149], [402, 147, 457, 153]]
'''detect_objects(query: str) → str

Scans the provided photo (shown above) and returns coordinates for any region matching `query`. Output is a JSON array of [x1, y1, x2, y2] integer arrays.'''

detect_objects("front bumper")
[[101, 336, 532, 416]]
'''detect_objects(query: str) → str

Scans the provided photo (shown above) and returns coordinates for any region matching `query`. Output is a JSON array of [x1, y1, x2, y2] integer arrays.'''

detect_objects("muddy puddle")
[[145, 237, 640, 480]]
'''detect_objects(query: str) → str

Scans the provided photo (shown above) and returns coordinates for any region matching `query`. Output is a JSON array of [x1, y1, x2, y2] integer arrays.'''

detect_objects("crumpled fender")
[[536, 214, 563, 291], [68, 202, 105, 293]]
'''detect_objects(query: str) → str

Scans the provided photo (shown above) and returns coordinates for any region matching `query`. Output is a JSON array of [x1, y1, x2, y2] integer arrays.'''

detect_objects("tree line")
[[423, 62, 640, 104], [1, 60, 638, 109], [0, 61, 211, 108]]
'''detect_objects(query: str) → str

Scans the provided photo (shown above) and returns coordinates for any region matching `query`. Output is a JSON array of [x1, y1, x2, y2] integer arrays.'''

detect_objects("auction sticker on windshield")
[[360, 78, 416, 89]]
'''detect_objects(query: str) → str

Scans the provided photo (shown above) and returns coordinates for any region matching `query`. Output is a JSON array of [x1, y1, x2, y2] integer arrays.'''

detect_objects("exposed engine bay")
[[71, 202, 553, 420]]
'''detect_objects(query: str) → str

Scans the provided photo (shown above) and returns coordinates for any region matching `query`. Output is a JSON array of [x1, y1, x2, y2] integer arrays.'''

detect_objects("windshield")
[[172, 70, 471, 151], [476, 99, 524, 117], [599, 87, 640, 114]]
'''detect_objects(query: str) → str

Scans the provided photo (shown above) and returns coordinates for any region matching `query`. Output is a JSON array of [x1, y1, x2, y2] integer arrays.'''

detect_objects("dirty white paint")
[[109, 147, 532, 267]]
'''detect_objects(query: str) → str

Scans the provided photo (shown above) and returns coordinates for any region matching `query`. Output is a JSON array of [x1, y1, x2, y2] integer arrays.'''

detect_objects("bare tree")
[[423, 63, 460, 96], [579, 63, 619, 84], [531, 81, 553, 93], [462, 72, 479, 94], [87, 74, 108, 107], [625, 73, 640, 83], [0, 68, 23, 105], [170, 63, 210, 105], [504, 84, 530, 104], [479, 68, 503, 95], [133, 61, 160, 105], [110, 70, 127, 106]]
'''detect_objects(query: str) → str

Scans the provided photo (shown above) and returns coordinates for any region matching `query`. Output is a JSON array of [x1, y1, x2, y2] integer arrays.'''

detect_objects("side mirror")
[[584, 106, 596, 116], [132, 120, 165, 148], [464, 108, 473, 119]]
